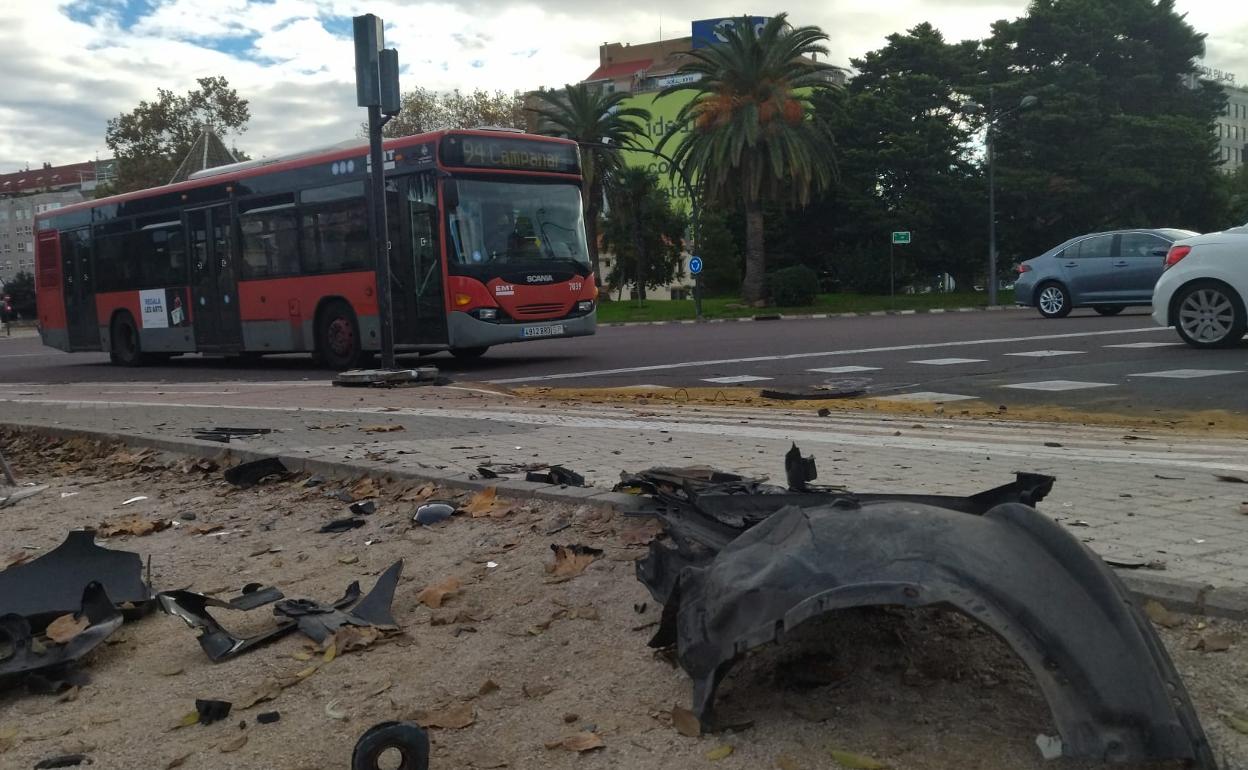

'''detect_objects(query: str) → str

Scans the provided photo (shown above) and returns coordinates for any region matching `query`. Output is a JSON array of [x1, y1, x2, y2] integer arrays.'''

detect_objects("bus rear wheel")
[[109, 312, 147, 367], [316, 300, 364, 370], [450, 347, 489, 359]]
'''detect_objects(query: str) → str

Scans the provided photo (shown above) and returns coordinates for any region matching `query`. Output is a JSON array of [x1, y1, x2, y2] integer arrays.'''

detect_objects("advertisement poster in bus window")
[[139, 288, 190, 329]]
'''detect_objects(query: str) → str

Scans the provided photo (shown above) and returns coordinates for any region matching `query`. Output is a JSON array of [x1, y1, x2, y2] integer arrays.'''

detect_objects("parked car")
[[1152, 224, 1248, 348], [1014, 229, 1198, 318]]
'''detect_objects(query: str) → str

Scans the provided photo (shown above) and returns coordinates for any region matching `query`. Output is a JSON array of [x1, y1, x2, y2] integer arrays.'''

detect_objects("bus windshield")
[[446, 179, 590, 273]]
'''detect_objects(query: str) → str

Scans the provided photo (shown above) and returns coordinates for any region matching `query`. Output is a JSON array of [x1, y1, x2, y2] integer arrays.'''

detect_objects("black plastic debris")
[[223, 457, 290, 488], [158, 561, 403, 662], [320, 517, 367, 534], [34, 754, 92, 768], [352, 722, 430, 770], [525, 465, 586, 487], [0, 530, 153, 622], [350, 501, 377, 516], [477, 466, 500, 480], [333, 368, 440, 388], [413, 502, 455, 526], [626, 445, 1216, 769], [192, 427, 273, 444], [0, 582, 123, 693], [196, 698, 233, 725], [257, 711, 281, 724], [760, 379, 869, 400]]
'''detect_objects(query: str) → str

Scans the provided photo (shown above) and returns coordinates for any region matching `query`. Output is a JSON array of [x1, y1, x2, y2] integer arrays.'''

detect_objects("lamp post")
[[962, 91, 1039, 306], [578, 141, 703, 321]]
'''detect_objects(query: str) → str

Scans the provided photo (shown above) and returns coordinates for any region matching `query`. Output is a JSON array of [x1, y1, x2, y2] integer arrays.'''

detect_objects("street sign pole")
[[889, 241, 895, 307], [688, 254, 704, 319]]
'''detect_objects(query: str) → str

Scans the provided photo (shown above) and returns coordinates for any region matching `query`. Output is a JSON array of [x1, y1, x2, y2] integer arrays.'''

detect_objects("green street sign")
[[892, 231, 911, 245]]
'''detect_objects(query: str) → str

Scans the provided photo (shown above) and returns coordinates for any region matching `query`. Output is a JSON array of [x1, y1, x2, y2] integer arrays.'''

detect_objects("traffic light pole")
[[367, 104, 396, 370]]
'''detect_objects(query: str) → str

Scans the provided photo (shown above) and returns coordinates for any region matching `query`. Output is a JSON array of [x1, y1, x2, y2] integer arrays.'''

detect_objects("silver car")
[[1014, 229, 1198, 318]]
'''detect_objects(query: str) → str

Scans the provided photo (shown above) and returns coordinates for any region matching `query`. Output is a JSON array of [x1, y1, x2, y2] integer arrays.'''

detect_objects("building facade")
[[1216, 83, 1248, 172], [0, 160, 111, 285]]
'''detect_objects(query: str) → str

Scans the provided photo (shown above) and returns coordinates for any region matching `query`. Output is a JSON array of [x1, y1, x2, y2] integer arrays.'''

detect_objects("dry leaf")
[[352, 477, 381, 498], [417, 576, 462, 608], [522, 682, 554, 699], [219, 734, 248, 753], [338, 555, 359, 565], [1144, 600, 1184, 629], [671, 705, 701, 737], [45, 613, 89, 644], [478, 679, 500, 696], [322, 641, 338, 663], [776, 755, 802, 770], [190, 523, 224, 535], [1199, 633, 1233, 652], [237, 678, 282, 710], [545, 544, 603, 581], [400, 484, 438, 502], [166, 751, 193, 768], [0, 726, 18, 754], [1223, 711, 1248, 735], [98, 517, 170, 537], [829, 749, 888, 769], [292, 651, 312, 662], [706, 745, 734, 760], [360, 424, 404, 433], [368, 680, 393, 697], [175, 711, 200, 729], [413, 702, 475, 729], [334, 625, 384, 653], [619, 518, 664, 546], [3, 552, 30, 569], [545, 732, 603, 752], [463, 487, 508, 517]]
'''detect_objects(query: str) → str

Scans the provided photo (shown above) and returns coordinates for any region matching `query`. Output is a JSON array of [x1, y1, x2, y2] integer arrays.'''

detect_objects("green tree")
[[105, 76, 250, 193], [529, 84, 651, 287], [697, 206, 743, 294], [602, 167, 687, 300], [658, 14, 838, 304], [1223, 165, 1248, 225], [980, 0, 1226, 263], [5, 271, 35, 319], [382, 87, 525, 137]]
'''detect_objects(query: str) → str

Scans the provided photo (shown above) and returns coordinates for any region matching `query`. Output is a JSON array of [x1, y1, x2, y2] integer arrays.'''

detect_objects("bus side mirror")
[[443, 180, 459, 209]]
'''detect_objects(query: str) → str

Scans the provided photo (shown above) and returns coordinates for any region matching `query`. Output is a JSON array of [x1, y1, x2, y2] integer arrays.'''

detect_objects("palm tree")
[[658, 14, 838, 304], [529, 84, 650, 287]]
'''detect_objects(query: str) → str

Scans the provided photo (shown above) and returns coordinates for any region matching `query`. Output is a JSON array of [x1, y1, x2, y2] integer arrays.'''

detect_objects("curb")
[[5, 419, 1245, 621], [598, 304, 1027, 327]]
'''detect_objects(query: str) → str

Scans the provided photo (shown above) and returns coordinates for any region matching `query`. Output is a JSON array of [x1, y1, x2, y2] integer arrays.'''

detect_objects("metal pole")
[[691, 186, 703, 321], [987, 87, 998, 308], [890, 240, 895, 306], [368, 104, 396, 370]]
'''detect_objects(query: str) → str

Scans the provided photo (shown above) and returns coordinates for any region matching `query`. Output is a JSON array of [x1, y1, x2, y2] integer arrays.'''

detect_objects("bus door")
[[386, 174, 447, 345], [187, 204, 242, 352], [59, 229, 98, 349]]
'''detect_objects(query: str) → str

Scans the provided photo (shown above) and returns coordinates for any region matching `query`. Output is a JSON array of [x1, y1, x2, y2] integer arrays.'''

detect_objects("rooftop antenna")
[[659, 13, 662, 41]]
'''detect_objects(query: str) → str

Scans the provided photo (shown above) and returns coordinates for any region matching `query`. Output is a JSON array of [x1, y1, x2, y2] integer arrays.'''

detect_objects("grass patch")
[[596, 290, 1015, 324]]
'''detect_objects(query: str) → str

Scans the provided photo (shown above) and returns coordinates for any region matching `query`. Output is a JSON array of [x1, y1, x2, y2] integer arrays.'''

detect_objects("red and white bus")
[[34, 129, 597, 367]]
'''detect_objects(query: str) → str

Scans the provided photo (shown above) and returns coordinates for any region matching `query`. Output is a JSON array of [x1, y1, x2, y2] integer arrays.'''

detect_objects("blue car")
[[1014, 229, 1198, 318]]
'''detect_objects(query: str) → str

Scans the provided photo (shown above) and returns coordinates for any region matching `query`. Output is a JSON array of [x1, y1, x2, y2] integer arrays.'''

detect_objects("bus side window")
[[239, 195, 299, 279], [93, 220, 135, 292], [300, 182, 369, 274], [134, 215, 185, 287]]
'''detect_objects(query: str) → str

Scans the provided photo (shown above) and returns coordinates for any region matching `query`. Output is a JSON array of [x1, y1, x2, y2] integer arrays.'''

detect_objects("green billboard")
[[617, 90, 697, 210]]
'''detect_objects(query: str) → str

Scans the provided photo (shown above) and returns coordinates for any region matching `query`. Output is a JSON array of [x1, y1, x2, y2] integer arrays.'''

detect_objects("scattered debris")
[[412, 702, 475, 729], [525, 465, 586, 487], [1144, 600, 1185, 629], [352, 722, 430, 770], [0, 583, 122, 693], [0, 530, 153, 620], [195, 699, 233, 725], [34, 754, 92, 768], [761, 379, 869, 400], [705, 744, 734, 760], [544, 732, 603, 752], [334, 367, 439, 388], [319, 517, 367, 534], [191, 427, 273, 444], [256, 712, 280, 725], [1196, 633, 1233, 652], [223, 458, 290, 488], [97, 516, 170, 537], [1, 484, 49, 508], [158, 561, 403, 661], [349, 500, 377, 516], [359, 424, 405, 433], [325, 700, 348, 721], [1035, 734, 1064, 761], [413, 501, 456, 526], [830, 749, 888, 769], [627, 444, 1216, 768], [671, 705, 701, 737], [1214, 474, 1247, 484], [545, 544, 602, 581], [463, 487, 511, 518], [416, 576, 461, 609], [218, 734, 248, 753]]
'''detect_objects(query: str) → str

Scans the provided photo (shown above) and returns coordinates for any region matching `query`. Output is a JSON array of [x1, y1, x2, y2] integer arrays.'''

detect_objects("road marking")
[[1003, 350, 1084, 357], [1002, 380, 1116, 392], [1127, 369, 1243, 379], [489, 326, 1167, 384], [875, 391, 979, 402], [1104, 342, 1182, 349], [701, 375, 772, 384], [808, 366, 881, 374], [911, 358, 987, 366]]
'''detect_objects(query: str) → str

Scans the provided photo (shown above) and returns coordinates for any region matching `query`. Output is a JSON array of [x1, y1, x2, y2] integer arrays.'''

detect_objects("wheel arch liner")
[[644, 500, 1216, 768]]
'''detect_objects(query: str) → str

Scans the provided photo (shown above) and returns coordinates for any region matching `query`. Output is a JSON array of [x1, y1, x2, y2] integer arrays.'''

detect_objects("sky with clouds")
[[1, 0, 1245, 173]]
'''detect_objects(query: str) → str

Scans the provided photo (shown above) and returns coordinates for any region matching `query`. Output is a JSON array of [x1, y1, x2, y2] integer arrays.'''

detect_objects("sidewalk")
[[2, 379, 1246, 604]]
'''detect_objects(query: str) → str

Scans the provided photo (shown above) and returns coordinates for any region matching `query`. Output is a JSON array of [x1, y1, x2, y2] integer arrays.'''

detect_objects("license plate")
[[522, 324, 564, 339]]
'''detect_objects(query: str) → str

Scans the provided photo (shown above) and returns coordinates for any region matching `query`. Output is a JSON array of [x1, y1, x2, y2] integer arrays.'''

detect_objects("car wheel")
[[450, 346, 489, 359], [1173, 281, 1247, 349], [1094, 305, 1125, 316], [109, 312, 148, 366], [1036, 282, 1072, 319], [316, 300, 364, 369]]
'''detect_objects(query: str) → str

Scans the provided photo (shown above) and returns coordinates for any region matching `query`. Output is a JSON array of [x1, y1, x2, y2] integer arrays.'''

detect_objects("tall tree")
[[4, 271, 35, 319], [980, 0, 1226, 265], [382, 88, 526, 137], [601, 167, 687, 300], [659, 14, 838, 304], [105, 76, 249, 193], [529, 84, 651, 287]]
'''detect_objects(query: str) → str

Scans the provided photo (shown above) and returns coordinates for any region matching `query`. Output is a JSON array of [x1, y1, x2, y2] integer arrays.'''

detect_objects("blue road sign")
[[688, 256, 703, 275]]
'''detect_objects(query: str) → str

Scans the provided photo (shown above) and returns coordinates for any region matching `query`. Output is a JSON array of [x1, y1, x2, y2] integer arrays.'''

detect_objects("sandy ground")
[[1, 429, 1246, 770]]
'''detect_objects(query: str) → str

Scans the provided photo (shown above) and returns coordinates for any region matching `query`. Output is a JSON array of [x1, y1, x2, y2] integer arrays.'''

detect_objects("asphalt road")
[[2, 307, 1246, 412]]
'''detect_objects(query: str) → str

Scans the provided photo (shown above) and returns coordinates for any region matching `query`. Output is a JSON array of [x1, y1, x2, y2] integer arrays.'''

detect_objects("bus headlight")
[[576, 300, 594, 314], [475, 308, 498, 321]]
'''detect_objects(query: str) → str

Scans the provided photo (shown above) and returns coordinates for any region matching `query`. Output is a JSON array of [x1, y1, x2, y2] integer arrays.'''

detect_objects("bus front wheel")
[[109, 313, 147, 367], [316, 300, 364, 370], [450, 347, 489, 360]]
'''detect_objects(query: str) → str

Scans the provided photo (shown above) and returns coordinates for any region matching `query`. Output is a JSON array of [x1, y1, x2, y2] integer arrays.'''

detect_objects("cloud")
[[0, 0, 1244, 173]]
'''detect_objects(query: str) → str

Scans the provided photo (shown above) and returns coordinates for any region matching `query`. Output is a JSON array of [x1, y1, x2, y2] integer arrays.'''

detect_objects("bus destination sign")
[[442, 135, 579, 174]]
